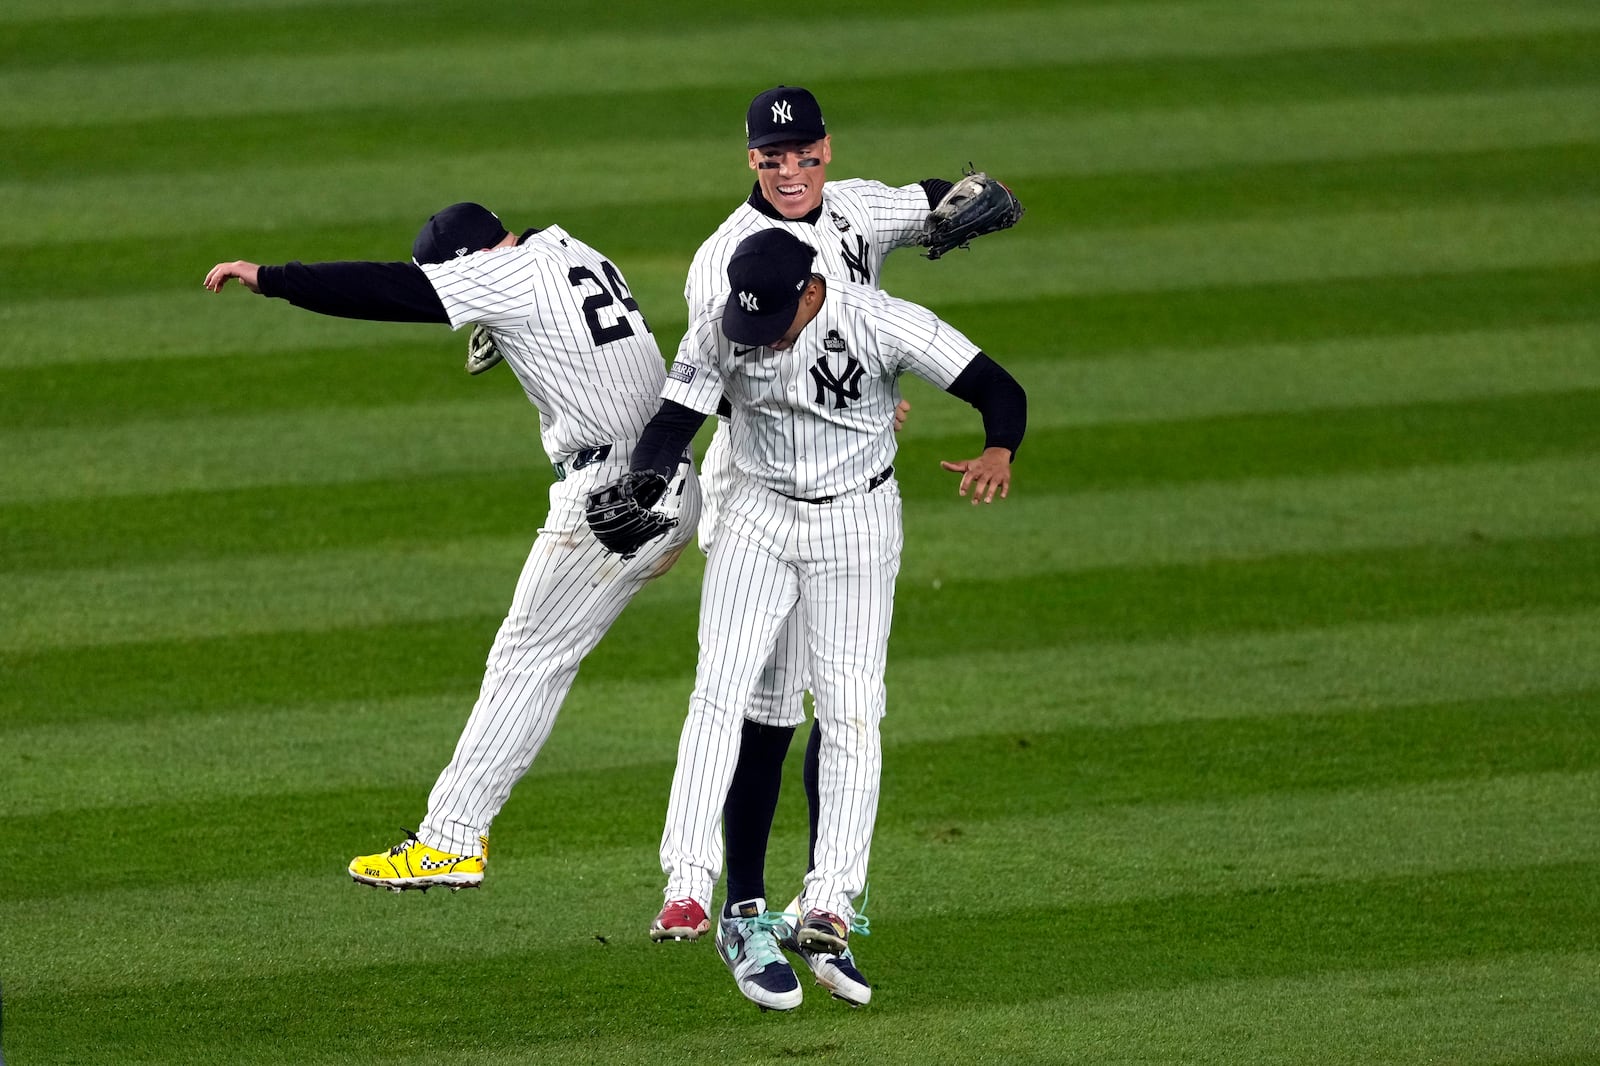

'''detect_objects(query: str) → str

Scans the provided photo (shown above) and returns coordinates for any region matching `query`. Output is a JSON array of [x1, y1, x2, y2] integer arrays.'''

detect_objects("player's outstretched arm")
[[203, 261, 262, 294], [941, 447, 1012, 504], [940, 351, 1026, 504]]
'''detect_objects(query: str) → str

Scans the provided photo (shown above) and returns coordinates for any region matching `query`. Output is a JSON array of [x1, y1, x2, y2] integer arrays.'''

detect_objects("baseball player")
[[587, 228, 1026, 1010], [204, 202, 700, 890], [637, 85, 1023, 1008]]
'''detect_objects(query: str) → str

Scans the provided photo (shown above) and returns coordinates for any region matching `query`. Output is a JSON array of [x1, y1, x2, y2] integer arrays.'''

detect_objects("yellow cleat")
[[349, 829, 486, 891]]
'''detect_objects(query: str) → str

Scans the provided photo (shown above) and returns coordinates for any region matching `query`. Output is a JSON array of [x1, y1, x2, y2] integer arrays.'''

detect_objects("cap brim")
[[747, 129, 827, 150], [722, 293, 801, 347]]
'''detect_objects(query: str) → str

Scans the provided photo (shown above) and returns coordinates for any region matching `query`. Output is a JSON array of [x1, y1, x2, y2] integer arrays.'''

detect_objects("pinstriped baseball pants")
[[661, 470, 902, 924], [419, 457, 700, 855]]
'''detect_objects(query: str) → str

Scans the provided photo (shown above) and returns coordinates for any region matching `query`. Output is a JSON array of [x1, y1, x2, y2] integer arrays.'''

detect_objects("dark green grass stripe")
[[900, 391, 1600, 496], [10, 32, 1600, 177], [3, 302, 1600, 438], [9, 689, 1595, 898], [0, 0, 1063, 69], [5, 534, 1597, 729], [0, 471, 554, 574], [5, 391, 1596, 573], [954, 261, 1600, 358], [10, 142, 1600, 303], [882, 691, 1600, 826], [1034, 142, 1600, 230], [10, 863, 1596, 1056], [0, 341, 478, 430]]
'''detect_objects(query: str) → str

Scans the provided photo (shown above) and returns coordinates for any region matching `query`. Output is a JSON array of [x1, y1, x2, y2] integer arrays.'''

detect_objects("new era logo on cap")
[[412, 202, 509, 266], [746, 85, 825, 149]]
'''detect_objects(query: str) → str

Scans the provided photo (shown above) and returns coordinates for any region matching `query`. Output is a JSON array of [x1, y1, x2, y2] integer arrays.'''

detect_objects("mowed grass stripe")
[[4, 528, 1597, 706], [6, 595, 1598, 741], [889, 771, 1600, 908], [6, 258, 1596, 374], [897, 389, 1600, 494], [8, 701, 1595, 899], [3, 317, 1597, 456], [7, 863, 1594, 1046], [939, 261, 1600, 360], [6, 375, 1595, 504], [9, 1, 1598, 128], [8, 666, 1592, 821], [8, 0, 1595, 69], [14, 140, 1600, 302], [15, 36, 1600, 180], [10, 196, 1597, 334], [7, 87, 1599, 246], [9, 415, 1599, 579], [6, 467, 1593, 643]]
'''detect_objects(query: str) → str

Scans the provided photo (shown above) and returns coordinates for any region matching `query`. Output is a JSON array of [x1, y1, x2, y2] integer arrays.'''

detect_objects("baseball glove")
[[466, 323, 504, 375], [585, 471, 675, 558], [923, 168, 1025, 260]]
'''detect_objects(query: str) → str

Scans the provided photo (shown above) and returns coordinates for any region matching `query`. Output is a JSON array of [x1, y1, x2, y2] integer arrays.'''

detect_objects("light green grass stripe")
[[907, 773, 1600, 906], [905, 456, 1600, 578], [3, 769, 1592, 992], [1, 395, 537, 504], [4, 87, 1598, 247], [9, 603, 1600, 815], [1, 0, 386, 21], [3, 457, 1597, 651], [8, 1, 1597, 127], [0, 293, 443, 369], [904, 324, 1600, 435], [880, 197, 1600, 306], [4, 320, 1594, 473], [573, 953, 1596, 1066]]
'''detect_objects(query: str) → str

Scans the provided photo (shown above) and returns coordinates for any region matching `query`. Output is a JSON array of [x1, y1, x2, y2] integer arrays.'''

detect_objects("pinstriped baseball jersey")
[[684, 180, 929, 315], [665, 280, 980, 499], [420, 225, 663, 464], [407, 228, 701, 858]]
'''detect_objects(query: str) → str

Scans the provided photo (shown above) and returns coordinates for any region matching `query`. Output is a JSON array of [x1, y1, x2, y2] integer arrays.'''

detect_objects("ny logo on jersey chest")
[[840, 234, 871, 284], [810, 332, 866, 409]]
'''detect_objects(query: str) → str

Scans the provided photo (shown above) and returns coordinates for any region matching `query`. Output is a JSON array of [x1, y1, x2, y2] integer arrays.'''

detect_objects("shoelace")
[[850, 883, 872, 938], [387, 828, 420, 856], [739, 912, 793, 967]]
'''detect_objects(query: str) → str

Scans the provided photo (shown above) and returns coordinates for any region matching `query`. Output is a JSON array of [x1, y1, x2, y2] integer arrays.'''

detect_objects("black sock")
[[723, 720, 795, 914], [803, 720, 822, 873]]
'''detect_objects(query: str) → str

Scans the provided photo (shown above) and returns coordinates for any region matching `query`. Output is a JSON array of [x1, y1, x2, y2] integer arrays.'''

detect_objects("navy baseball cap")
[[722, 230, 818, 346], [745, 86, 826, 149], [412, 202, 509, 265]]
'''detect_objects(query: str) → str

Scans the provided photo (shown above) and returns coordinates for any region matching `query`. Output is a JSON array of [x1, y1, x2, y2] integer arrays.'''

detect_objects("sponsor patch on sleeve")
[[666, 362, 696, 385]]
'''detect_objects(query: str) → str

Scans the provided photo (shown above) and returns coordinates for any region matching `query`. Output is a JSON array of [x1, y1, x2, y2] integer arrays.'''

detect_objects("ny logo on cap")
[[739, 291, 760, 311], [771, 100, 793, 124]]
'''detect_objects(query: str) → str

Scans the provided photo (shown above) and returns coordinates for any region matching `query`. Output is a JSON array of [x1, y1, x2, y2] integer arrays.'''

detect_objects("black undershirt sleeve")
[[630, 399, 708, 479], [256, 260, 449, 323], [919, 177, 954, 208], [945, 351, 1027, 457]]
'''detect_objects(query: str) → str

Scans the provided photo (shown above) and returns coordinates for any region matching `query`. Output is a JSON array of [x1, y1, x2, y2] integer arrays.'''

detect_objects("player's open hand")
[[892, 399, 911, 434], [939, 447, 1012, 505], [204, 261, 262, 294]]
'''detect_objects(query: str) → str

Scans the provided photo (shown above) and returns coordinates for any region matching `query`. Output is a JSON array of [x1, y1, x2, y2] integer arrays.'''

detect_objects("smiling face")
[[749, 136, 832, 219]]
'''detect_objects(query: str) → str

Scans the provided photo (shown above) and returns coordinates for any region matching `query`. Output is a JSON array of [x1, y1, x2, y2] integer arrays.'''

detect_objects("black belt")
[[551, 444, 613, 481], [778, 466, 893, 505]]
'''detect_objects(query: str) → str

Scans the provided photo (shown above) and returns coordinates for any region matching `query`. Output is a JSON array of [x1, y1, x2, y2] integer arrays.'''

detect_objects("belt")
[[551, 443, 613, 481], [777, 466, 893, 505]]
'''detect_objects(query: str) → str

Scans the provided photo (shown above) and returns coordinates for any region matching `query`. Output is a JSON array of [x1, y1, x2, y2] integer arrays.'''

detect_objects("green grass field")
[[4, 1, 1599, 1062]]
